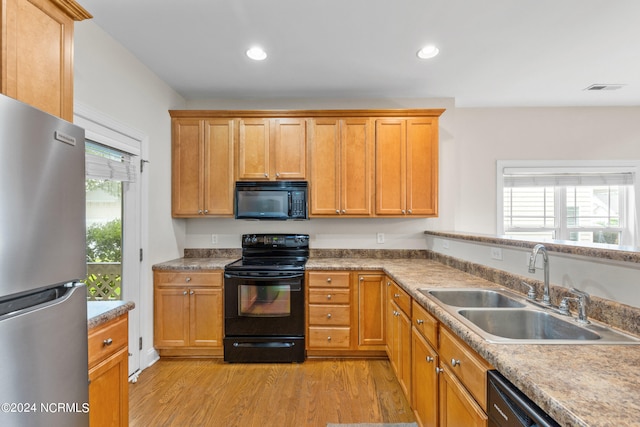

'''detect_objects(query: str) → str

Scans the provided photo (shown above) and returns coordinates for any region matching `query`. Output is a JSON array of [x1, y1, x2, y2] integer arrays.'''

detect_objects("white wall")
[[454, 107, 640, 234]]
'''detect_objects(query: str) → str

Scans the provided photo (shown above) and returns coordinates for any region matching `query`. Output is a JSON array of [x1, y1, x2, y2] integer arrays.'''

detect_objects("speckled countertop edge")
[[87, 301, 135, 329], [425, 230, 640, 264], [154, 254, 640, 427]]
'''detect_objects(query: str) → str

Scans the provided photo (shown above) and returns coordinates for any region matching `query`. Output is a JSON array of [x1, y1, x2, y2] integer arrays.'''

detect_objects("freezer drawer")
[[0, 284, 89, 427]]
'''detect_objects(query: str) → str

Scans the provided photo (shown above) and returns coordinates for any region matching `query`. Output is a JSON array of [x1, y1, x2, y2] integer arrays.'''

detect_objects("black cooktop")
[[224, 233, 309, 273]]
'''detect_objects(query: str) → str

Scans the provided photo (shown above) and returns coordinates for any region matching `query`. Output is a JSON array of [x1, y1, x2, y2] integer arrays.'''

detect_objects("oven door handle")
[[224, 272, 304, 281]]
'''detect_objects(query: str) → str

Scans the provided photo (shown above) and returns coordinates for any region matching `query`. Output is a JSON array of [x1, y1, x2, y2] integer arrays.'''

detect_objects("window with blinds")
[[498, 162, 638, 246]]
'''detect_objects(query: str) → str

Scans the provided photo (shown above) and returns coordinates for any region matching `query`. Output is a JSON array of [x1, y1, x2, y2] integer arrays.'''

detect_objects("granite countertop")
[[153, 256, 640, 426], [87, 300, 135, 330]]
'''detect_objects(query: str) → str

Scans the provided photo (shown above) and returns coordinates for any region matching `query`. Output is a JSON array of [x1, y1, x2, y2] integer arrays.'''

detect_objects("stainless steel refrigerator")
[[0, 94, 89, 426]]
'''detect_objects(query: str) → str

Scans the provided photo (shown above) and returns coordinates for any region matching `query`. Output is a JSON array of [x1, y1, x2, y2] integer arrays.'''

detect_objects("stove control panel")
[[242, 234, 309, 248]]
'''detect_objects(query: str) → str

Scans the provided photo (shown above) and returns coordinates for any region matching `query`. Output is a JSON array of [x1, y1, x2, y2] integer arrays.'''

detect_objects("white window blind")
[[85, 141, 137, 183], [503, 168, 634, 188]]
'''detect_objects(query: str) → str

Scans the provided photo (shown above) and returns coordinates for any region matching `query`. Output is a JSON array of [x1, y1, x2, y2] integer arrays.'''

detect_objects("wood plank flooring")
[[129, 358, 415, 427]]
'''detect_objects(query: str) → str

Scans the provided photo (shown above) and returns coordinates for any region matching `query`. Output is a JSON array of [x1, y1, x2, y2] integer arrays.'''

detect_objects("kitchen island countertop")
[[152, 256, 640, 427]]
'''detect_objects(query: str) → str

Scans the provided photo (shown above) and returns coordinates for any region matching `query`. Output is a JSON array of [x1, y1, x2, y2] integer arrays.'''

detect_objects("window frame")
[[497, 160, 640, 247]]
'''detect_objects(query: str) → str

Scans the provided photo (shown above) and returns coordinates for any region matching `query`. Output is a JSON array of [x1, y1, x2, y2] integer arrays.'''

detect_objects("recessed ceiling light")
[[246, 47, 267, 61], [417, 45, 439, 59]]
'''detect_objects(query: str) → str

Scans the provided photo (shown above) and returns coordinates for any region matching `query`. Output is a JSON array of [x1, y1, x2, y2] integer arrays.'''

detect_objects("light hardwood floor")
[[129, 358, 415, 427]]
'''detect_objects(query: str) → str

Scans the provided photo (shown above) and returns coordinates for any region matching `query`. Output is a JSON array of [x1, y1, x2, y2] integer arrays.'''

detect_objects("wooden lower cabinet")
[[154, 270, 223, 357], [386, 278, 412, 403], [357, 273, 386, 349], [412, 324, 438, 427], [88, 313, 128, 427], [439, 366, 488, 427], [306, 270, 386, 357]]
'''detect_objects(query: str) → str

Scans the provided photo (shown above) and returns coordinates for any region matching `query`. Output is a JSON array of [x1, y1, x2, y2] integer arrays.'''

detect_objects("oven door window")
[[239, 284, 291, 317]]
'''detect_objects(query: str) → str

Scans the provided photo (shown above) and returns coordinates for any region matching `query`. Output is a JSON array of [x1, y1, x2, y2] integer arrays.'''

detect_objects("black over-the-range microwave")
[[234, 181, 308, 220]]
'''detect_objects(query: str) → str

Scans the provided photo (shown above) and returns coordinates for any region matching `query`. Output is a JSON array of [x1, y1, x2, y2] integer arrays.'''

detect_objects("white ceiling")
[[79, 0, 640, 107]]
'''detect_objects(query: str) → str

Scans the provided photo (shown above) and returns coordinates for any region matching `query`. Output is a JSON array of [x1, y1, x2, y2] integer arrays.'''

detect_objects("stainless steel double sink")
[[420, 288, 640, 344]]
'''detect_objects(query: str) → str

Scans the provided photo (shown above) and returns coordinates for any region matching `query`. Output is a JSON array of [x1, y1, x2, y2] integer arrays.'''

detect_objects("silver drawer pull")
[[436, 367, 444, 374], [327, 294, 332, 300], [327, 313, 332, 319], [103, 338, 113, 347], [416, 319, 424, 325], [451, 358, 461, 367], [394, 293, 400, 298], [326, 277, 332, 283], [327, 336, 332, 341], [426, 356, 434, 363]]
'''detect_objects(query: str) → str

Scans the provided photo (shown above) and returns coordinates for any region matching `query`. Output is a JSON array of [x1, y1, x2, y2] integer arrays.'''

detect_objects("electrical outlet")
[[376, 233, 385, 244], [490, 247, 503, 260], [211, 234, 218, 245]]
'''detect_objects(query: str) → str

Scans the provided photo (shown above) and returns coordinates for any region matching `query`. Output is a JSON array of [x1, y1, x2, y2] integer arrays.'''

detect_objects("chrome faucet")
[[528, 244, 550, 306], [565, 288, 591, 324]]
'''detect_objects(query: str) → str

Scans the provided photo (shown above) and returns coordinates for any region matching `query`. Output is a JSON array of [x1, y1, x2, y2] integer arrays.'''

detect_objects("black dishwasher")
[[488, 370, 560, 427]]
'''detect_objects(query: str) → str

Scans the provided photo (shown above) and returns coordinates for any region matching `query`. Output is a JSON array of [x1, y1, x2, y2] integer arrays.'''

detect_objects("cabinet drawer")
[[308, 288, 350, 304], [388, 281, 411, 316], [88, 315, 128, 368], [308, 271, 350, 288], [412, 300, 438, 348], [155, 270, 223, 288], [309, 304, 350, 326], [308, 327, 351, 348], [439, 326, 493, 410]]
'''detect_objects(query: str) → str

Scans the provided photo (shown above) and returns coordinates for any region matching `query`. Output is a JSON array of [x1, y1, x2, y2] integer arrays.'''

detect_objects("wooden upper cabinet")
[[171, 117, 234, 217], [237, 118, 270, 180], [375, 117, 439, 217], [237, 118, 307, 180], [310, 118, 372, 216], [0, 0, 92, 121]]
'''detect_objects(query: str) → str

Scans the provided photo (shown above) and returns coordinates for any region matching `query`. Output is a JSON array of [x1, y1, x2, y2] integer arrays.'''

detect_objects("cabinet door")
[[406, 118, 438, 216], [397, 306, 412, 403], [358, 273, 385, 347], [385, 280, 396, 365], [172, 118, 203, 216], [2, 0, 75, 120], [375, 119, 406, 215], [273, 118, 307, 179], [238, 118, 270, 179], [203, 119, 234, 215], [439, 366, 488, 427], [341, 119, 372, 215], [88, 347, 129, 427], [412, 327, 438, 427], [154, 288, 190, 347], [189, 288, 223, 347], [309, 119, 340, 215]]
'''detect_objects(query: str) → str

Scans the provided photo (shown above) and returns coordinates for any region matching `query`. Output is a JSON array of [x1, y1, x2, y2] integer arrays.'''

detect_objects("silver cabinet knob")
[[183, 291, 188, 295], [335, 209, 340, 214], [327, 313, 332, 319], [264, 173, 269, 177], [394, 293, 400, 298], [416, 319, 424, 325], [341, 209, 346, 213], [103, 338, 113, 347], [198, 209, 203, 214], [185, 277, 191, 282], [204, 209, 208, 214], [451, 359, 461, 367], [190, 290, 194, 295], [436, 367, 444, 374], [327, 294, 332, 300], [408, 209, 412, 214], [326, 277, 332, 283], [327, 336, 332, 342], [426, 356, 434, 363], [276, 172, 280, 177], [401, 209, 406, 214]]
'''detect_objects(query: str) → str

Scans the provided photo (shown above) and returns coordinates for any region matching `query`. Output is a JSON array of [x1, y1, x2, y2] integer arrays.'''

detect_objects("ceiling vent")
[[584, 84, 626, 91]]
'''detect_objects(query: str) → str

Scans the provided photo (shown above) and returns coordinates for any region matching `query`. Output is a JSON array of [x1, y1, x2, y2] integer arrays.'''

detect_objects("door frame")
[[74, 102, 149, 379]]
